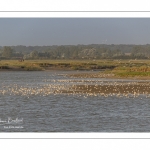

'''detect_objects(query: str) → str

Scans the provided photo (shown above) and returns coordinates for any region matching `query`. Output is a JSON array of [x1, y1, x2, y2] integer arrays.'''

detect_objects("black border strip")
[[0, 138, 150, 139], [0, 11, 150, 12]]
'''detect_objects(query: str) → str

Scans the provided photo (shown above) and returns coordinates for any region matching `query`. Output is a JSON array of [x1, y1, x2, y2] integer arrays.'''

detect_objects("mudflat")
[[63, 83, 150, 95]]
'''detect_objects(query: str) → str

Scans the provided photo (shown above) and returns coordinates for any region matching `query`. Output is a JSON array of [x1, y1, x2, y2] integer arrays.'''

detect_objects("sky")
[[0, 18, 150, 46]]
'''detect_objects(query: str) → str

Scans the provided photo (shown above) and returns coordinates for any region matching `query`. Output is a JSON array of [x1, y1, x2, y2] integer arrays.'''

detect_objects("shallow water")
[[0, 71, 150, 132]]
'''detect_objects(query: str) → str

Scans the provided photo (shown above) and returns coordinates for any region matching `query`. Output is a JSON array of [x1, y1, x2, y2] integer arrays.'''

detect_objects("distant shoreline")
[[1, 59, 150, 80]]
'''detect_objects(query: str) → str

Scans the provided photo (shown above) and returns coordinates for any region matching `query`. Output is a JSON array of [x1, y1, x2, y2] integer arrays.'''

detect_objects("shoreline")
[[1, 68, 150, 80], [1, 70, 150, 97], [1, 59, 150, 80], [67, 72, 150, 80]]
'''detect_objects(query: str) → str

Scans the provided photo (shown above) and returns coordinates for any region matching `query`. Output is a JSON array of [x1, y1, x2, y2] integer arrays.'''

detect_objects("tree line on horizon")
[[0, 44, 150, 60]]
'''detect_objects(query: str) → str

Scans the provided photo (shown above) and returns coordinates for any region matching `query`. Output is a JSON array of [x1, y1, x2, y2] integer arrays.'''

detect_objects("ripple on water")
[[1, 71, 150, 132]]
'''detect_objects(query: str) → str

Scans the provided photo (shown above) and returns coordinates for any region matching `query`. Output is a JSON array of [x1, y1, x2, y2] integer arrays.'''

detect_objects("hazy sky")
[[0, 18, 150, 46]]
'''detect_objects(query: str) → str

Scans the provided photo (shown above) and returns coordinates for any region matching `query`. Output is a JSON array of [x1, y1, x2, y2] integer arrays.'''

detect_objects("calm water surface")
[[0, 71, 150, 132]]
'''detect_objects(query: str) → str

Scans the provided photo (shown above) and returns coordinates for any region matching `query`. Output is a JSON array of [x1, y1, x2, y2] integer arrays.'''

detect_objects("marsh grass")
[[0, 59, 116, 71], [109, 65, 150, 77], [1, 59, 150, 75]]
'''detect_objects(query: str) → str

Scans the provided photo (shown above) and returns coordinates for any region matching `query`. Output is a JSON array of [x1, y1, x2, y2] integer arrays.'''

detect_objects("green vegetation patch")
[[115, 71, 150, 77], [110, 66, 150, 77]]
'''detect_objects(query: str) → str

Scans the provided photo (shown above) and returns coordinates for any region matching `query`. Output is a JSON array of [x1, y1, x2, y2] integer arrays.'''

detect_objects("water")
[[0, 71, 150, 132]]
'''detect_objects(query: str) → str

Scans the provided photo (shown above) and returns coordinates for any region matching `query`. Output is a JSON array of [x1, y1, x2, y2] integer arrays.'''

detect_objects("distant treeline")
[[0, 44, 150, 60]]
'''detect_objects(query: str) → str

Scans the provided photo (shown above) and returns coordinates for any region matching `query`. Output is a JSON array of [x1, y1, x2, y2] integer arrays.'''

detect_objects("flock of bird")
[[1, 77, 150, 99]]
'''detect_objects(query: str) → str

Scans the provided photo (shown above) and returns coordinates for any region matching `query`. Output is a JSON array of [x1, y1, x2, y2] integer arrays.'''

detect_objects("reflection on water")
[[0, 71, 150, 132]]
